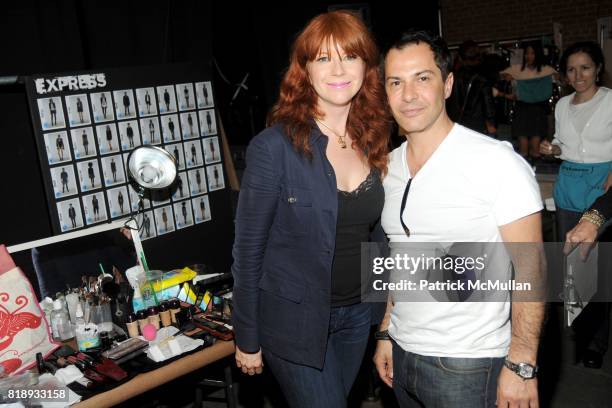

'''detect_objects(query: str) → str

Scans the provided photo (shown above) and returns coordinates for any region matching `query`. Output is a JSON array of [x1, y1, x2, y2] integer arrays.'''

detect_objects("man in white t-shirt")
[[373, 30, 545, 408]]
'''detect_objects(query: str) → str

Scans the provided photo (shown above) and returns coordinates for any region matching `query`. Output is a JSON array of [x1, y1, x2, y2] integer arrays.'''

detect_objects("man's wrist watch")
[[374, 329, 391, 341], [504, 358, 538, 380]]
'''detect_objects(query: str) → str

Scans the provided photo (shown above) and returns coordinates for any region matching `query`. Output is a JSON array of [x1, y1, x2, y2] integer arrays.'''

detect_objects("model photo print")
[[140, 117, 161, 145], [70, 127, 96, 159], [136, 210, 156, 240], [50, 165, 78, 199], [76, 159, 102, 192], [65, 94, 92, 127], [154, 205, 175, 235], [203, 136, 221, 164], [57, 198, 84, 232], [187, 167, 206, 196], [101, 154, 126, 187], [160, 114, 180, 143], [176, 83, 195, 111], [192, 195, 211, 224], [128, 183, 151, 212], [118, 120, 141, 151], [195, 81, 214, 108], [44, 131, 72, 164], [156, 85, 177, 114], [172, 171, 189, 202], [107, 185, 130, 218], [90, 91, 115, 123], [184, 140, 203, 168], [37, 97, 66, 130], [113, 89, 136, 120], [82, 191, 108, 225], [173, 200, 194, 229], [164, 143, 185, 171], [135, 87, 157, 117], [206, 163, 225, 192], [180, 112, 199, 140], [198, 109, 217, 136], [96, 123, 120, 154]]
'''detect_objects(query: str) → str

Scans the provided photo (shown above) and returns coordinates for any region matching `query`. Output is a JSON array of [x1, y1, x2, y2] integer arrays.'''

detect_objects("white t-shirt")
[[381, 124, 543, 357]]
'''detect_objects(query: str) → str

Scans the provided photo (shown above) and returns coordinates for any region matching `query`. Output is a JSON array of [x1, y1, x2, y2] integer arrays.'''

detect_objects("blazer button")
[[327, 172, 332, 177], [288, 196, 297, 204]]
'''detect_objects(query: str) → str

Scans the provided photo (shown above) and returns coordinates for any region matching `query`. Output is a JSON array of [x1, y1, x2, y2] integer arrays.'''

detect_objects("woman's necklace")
[[315, 119, 347, 149]]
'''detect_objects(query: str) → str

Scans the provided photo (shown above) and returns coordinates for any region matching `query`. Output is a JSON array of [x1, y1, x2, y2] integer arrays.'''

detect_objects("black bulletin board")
[[23, 63, 234, 273]]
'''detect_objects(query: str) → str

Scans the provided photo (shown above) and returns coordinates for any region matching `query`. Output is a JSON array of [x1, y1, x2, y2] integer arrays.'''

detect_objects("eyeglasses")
[[399, 178, 412, 237]]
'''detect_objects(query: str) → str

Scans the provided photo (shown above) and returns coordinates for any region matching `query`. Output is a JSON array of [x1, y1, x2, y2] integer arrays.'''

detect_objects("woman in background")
[[500, 42, 557, 162], [540, 41, 612, 369], [231, 11, 390, 407]]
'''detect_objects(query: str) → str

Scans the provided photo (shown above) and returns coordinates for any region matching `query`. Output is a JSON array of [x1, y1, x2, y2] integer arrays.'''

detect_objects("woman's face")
[[525, 46, 535, 66], [306, 42, 366, 112], [566, 52, 599, 94]]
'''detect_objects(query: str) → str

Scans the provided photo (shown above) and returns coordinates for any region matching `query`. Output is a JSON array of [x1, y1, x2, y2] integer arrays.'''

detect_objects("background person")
[[540, 41, 612, 369]]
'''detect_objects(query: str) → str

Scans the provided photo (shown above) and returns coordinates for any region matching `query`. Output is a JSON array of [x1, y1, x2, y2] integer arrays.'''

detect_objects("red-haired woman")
[[231, 10, 391, 407]]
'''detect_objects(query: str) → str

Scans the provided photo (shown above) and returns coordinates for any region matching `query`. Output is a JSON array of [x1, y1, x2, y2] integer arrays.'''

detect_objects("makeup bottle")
[[169, 299, 181, 325], [159, 302, 172, 327], [126, 313, 140, 338], [137, 309, 148, 333], [147, 306, 160, 330]]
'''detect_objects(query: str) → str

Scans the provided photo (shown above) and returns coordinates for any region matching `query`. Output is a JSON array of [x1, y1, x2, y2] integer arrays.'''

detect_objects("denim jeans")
[[392, 341, 504, 408], [262, 302, 371, 408]]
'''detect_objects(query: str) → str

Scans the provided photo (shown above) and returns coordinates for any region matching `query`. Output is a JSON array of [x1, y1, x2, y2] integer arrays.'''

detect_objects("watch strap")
[[374, 330, 391, 341]]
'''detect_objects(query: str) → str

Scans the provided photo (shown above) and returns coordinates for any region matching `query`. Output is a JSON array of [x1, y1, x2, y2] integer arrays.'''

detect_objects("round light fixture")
[[127, 146, 177, 190]]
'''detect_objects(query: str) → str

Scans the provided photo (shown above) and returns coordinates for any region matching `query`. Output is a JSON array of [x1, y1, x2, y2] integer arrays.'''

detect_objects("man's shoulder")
[[452, 124, 512, 153], [451, 125, 532, 176]]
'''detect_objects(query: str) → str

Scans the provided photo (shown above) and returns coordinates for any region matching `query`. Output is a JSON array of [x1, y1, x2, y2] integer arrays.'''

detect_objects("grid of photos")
[[34, 80, 222, 236]]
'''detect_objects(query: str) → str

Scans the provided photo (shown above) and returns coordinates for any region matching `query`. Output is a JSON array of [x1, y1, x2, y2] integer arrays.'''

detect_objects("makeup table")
[[72, 340, 235, 408]]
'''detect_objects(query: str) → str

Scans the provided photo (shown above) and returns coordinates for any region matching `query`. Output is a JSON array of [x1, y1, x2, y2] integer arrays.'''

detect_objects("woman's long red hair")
[[267, 11, 391, 174]]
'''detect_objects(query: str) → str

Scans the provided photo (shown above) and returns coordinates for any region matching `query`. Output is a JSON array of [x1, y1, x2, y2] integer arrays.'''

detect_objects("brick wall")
[[441, 0, 612, 48]]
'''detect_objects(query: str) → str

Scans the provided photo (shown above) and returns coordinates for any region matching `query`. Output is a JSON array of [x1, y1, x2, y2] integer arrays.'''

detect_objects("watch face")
[[519, 363, 534, 378]]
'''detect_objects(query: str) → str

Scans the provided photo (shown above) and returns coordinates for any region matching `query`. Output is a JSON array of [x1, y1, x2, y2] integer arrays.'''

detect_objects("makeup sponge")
[[142, 324, 157, 341]]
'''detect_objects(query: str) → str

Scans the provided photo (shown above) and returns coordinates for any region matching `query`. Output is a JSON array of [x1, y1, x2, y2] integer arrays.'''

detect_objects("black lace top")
[[331, 169, 384, 307]]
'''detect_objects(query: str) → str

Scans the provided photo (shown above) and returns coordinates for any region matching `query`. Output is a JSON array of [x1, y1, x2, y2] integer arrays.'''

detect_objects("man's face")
[[384, 43, 453, 136]]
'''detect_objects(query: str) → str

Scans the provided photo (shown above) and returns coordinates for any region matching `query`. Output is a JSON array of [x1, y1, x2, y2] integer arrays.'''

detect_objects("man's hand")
[[373, 340, 393, 387], [235, 346, 263, 376], [497, 366, 539, 408]]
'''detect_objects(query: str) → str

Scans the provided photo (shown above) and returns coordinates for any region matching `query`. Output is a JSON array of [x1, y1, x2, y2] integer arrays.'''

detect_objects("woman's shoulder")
[[599, 87, 612, 98], [556, 93, 574, 109], [541, 65, 557, 76], [249, 123, 291, 150]]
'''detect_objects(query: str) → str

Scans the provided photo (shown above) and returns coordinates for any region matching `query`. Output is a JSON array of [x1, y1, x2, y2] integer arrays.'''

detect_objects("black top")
[[331, 169, 384, 307]]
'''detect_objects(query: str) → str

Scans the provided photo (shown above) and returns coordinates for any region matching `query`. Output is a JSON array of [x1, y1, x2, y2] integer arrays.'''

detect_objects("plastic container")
[[50, 299, 74, 341]]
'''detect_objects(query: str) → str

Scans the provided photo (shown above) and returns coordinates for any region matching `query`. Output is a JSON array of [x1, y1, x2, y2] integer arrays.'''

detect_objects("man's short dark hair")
[[384, 30, 453, 80]]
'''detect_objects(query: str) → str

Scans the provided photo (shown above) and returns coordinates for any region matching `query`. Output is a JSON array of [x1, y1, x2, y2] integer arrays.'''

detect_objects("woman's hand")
[[539, 140, 561, 156], [564, 220, 599, 260], [235, 346, 264, 376]]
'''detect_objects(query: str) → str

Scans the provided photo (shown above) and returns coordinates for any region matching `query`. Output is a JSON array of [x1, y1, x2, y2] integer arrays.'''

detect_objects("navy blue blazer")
[[231, 123, 387, 369]]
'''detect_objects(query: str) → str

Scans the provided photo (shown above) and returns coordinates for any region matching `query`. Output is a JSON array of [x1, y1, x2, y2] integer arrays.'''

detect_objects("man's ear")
[[444, 72, 454, 100]]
